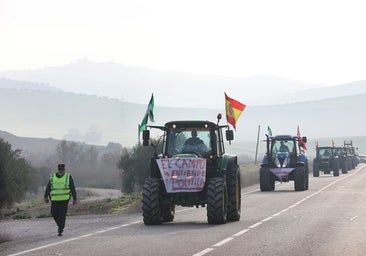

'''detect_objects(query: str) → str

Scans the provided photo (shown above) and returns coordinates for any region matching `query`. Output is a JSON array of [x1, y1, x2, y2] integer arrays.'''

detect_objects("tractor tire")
[[313, 159, 319, 177], [305, 164, 309, 190], [342, 160, 348, 174], [161, 204, 175, 222], [333, 164, 340, 177], [142, 178, 162, 225], [294, 167, 306, 191], [226, 164, 241, 222], [260, 167, 275, 191], [207, 177, 227, 224]]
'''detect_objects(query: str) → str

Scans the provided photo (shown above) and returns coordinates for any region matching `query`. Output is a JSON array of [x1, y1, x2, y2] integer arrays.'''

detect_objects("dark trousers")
[[51, 200, 69, 232]]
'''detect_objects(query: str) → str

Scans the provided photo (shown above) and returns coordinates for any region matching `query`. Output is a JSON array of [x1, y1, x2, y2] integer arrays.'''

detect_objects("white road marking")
[[232, 229, 249, 237], [248, 222, 262, 229], [6, 222, 142, 256], [192, 248, 215, 256], [7, 166, 362, 256], [350, 216, 358, 221], [192, 165, 362, 256], [213, 237, 234, 247]]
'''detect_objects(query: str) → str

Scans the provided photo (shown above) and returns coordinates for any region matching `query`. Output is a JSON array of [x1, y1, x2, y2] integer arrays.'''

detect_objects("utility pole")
[[255, 125, 260, 164]]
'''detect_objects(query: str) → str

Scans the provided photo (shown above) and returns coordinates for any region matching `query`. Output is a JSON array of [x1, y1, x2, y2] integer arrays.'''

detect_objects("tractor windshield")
[[319, 148, 332, 157], [271, 140, 294, 158], [166, 128, 211, 157]]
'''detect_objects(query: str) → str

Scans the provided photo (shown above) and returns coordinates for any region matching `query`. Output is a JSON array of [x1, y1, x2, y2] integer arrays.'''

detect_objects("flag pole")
[[255, 125, 260, 164], [138, 124, 141, 145]]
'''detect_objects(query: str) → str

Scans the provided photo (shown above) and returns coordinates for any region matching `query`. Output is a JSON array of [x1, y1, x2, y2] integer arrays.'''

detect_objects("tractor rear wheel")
[[313, 159, 319, 177], [294, 167, 306, 191], [161, 204, 175, 222], [226, 165, 241, 222]]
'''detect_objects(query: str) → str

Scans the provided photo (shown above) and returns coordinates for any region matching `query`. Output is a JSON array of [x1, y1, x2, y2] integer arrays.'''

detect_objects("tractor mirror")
[[142, 130, 150, 146], [226, 130, 234, 141]]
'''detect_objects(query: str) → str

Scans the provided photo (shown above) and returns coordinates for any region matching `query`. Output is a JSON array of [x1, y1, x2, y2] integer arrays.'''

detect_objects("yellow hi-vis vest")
[[50, 172, 71, 201]]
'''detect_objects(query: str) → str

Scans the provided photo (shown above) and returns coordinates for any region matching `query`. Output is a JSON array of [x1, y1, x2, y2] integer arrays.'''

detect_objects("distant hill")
[[0, 77, 60, 92], [273, 80, 366, 104], [0, 86, 365, 147], [0, 130, 59, 154], [0, 59, 321, 108]]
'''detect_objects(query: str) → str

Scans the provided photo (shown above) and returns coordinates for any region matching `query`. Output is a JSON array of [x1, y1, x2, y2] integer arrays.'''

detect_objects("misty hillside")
[[275, 80, 366, 104], [0, 86, 365, 147], [2, 60, 366, 108], [0, 77, 60, 92], [0, 59, 321, 108]]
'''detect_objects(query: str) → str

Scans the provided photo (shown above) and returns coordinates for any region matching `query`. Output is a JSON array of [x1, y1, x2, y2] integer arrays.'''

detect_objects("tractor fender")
[[298, 154, 307, 164], [219, 154, 237, 174], [261, 155, 269, 166]]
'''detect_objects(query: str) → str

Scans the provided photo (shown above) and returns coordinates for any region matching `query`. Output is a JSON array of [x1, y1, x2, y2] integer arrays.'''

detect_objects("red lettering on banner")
[[156, 158, 207, 192]]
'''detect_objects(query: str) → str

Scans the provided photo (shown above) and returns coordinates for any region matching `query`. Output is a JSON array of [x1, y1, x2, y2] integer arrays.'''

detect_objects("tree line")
[[0, 138, 35, 208], [0, 136, 160, 209]]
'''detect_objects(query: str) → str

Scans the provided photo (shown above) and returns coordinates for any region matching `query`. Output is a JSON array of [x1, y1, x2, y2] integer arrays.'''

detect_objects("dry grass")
[[1, 166, 259, 220], [240, 163, 260, 187]]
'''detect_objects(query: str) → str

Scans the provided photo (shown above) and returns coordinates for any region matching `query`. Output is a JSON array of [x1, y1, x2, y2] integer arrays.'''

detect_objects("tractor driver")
[[182, 130, 208, 154], [279, 141, 290, 153]]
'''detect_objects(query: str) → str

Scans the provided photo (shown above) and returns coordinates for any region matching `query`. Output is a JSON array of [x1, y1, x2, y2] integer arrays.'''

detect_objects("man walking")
[[44, 163, 77, 236]]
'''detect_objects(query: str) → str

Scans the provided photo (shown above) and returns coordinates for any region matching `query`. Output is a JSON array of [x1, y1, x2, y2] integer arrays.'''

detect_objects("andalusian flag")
[[267, 126, 273, 136], [139, 93, 155, 132], [225, 92, 246, 130]]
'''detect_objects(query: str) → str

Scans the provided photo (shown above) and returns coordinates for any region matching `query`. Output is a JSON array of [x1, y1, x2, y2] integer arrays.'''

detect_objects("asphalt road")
[[1, 164, 366, 256]]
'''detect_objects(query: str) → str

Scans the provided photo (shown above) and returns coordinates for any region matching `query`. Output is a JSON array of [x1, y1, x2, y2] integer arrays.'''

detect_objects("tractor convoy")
[[140, 113, 362, 224], [313, 140, 359, 177]]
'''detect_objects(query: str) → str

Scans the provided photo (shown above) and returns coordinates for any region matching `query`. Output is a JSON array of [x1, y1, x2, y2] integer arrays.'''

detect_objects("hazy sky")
[[1, 0, 365, 86]]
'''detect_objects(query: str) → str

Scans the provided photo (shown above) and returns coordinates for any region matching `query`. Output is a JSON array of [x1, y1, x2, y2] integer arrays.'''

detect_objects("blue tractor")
[[260, 135, 309, 191]]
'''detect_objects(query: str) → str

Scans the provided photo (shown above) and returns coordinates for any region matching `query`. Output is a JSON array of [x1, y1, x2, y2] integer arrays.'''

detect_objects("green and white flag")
[[139, 93, 155, 132], [267, 125, 272, 136]]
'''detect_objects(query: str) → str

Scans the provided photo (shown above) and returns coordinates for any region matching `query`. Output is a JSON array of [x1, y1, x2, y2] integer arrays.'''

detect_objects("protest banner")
[[156, 158, 207, 192]]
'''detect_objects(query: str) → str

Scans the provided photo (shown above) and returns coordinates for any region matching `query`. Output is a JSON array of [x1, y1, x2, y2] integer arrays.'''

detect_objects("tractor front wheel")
[[142, 178, 162, 225], [207, 177, 227, 224]]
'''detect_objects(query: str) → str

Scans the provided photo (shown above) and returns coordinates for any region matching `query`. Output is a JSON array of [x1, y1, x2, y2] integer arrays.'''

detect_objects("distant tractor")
[[141, 114, 241, 225], [313, 146, 340, 177], [344, 140, 359, 169], [333, 147, 350, 174], [259, 135, 309, 191]]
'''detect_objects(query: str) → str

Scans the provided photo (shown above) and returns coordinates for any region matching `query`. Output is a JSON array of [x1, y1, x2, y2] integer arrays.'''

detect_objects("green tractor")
[[344, 140, 359, 169], [141, 114, 241, 225], [333, 147, 349, 174], [313, 146, 340, 177]]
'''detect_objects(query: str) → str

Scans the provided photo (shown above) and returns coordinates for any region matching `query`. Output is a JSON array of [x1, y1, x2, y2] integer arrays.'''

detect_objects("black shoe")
[[58, 232, 63, 236]]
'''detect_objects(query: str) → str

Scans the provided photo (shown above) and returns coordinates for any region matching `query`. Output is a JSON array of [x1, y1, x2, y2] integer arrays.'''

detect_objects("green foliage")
[[118, 140, 161, 193], [0, 139, 35, 208]]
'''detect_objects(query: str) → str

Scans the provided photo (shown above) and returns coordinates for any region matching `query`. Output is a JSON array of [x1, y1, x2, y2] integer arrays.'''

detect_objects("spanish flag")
[[225, 92, 246, 130]]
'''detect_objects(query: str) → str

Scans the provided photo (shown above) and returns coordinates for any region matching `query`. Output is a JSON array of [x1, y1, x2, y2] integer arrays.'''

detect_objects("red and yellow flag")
[[225, 92, 246, 130]]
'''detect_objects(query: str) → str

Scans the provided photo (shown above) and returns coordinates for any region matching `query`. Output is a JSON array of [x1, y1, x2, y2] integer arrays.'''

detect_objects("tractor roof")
[[271, 135, 299, 141], [165, 120, 217, 128], [317, 146, 334, 149]]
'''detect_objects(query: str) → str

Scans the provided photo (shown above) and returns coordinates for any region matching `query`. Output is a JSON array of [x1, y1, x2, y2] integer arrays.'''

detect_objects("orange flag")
[[225, 92, 246, 130]]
